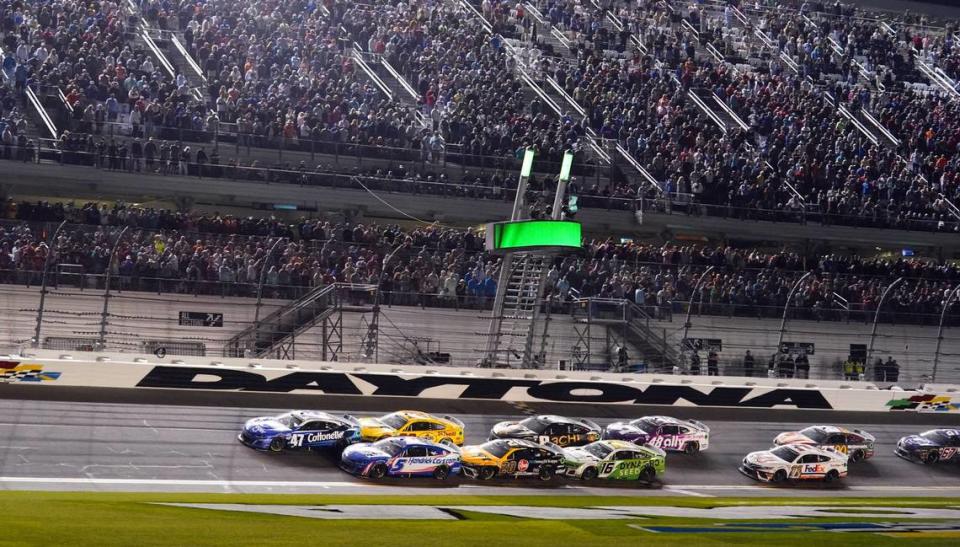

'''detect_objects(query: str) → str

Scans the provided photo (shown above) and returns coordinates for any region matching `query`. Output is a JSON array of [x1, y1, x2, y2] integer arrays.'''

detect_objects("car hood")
[[492, 421, 536, 438], [899, 435, 938, 448], [342, 443, 390, 461], [243, 418, 291, 436], [774, 432, 813, 446], [608, 422, 647, 435], [744, 451, 785, 467], [461, 447, 496, 462], [358, 418, 397, 433], [563, 447, 599, 464]]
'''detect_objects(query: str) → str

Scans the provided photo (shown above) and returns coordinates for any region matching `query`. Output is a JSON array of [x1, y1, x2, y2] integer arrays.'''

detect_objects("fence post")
[[776, 271, 814, 352], [932, 285, 960, 382], [866, 277, 905, 369], [98, 227, 129, 350], [32, 220, 68, 348]]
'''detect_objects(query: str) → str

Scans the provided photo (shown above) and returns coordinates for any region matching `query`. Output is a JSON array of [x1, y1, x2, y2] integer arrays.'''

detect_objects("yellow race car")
[[357, 410, 465, 446], [460, 438, 566, 480]]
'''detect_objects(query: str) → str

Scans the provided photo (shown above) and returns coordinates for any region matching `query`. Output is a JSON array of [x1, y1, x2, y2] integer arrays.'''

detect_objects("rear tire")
[[849, 449, 864, 463], [581, 467, 598, 481], [478, 467, 497, 480], [268, 437, 285, 452], [772, 469, 787, 483], [538, 466, 554, 481], [639, 466, 656, 482], [433, 465, 450, 481], [824, 469, 840, 483], [683, 442, 700, 455], [924, 451, 940, 465]]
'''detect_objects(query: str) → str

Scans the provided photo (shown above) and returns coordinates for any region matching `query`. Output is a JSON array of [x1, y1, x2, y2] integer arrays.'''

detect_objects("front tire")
[[581, 467, 598, 481], [268, 437, 285, 452], [538, 466, 554, 481], [368, 463, 388, 479], [683, 442, 700, 455], [824, 469, 840, 483], [433, 465, 450, 481], [772, 469, 787, 483], [849, 449, 864, 463], [478, 467, 497, 480]]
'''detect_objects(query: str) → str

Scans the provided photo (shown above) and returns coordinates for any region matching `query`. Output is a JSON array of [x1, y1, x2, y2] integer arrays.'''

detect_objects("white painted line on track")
[[665, 484, 960, 492], [0, 477, 364, 488], [662, 487, 714, 498]]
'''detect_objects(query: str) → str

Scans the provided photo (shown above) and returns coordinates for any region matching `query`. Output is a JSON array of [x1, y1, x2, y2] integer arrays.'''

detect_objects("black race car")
[[489, 415, 601, 447], [895, 428, 960, 464], [459, 438, 566, 480]]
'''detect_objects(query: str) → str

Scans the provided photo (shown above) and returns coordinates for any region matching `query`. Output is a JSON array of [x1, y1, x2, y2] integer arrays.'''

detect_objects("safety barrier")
[[4, 351, 958, 413]]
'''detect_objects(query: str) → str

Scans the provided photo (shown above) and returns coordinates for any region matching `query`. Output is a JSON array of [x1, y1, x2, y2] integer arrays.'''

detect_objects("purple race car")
[[602, 415, 710, 454]]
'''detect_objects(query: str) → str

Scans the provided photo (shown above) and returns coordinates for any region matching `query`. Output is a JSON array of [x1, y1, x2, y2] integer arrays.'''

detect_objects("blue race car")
[[239, 410, 360, 452], [340, 436, 462, 480], [895, 428, 960, 464]]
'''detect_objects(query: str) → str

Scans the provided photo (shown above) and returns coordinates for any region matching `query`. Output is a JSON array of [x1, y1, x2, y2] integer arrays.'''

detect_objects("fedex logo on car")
[[803, 464, 824, 474]]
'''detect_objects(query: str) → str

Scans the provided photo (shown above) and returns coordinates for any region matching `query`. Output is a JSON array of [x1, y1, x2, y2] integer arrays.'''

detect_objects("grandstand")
[[1, 0, 959, 385]]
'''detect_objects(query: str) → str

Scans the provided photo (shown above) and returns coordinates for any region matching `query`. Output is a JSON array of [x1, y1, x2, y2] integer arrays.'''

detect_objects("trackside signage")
[[4, 357, 956, 412]]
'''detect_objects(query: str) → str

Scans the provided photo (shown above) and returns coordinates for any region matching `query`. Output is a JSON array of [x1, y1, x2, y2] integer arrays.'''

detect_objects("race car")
[[459, 438, 566, 480], [739, 443, 848, 483], [489, 415, 602, 447], [238, 410, 360, 452], [562, 440, 666, 482], [356, 410, 465, 445], [895, 429, 960, 464], [774, 425, 876, 462], [603, 415, 710, 454], [340, 436, 462, 480]]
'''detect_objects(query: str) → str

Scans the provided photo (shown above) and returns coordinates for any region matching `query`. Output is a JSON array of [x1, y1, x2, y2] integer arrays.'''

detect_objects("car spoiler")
[[852, 428, 874, 441], [340, 414, 361, 427], [580, 418, 602, 432], [688, 419, 710, 432], [443, 415, 464, 428]]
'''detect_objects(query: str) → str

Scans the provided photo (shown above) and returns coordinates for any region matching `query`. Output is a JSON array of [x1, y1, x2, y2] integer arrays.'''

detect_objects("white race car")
[[602, 415, 710, 454], [774, 425, 876, 462], [739, 443, 848, 483]]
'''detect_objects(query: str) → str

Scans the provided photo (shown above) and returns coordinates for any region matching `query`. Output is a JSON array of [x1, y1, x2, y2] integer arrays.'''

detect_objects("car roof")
[[636, 415, 681, 426], [602, 439, 639, 450], [290, 410, 337, 421], [534, 415, 598, 428], [486, 438, 539, 449], [777, 443, 837, 456], [386, 436, 447, 449], [393, 410, 434, 421]]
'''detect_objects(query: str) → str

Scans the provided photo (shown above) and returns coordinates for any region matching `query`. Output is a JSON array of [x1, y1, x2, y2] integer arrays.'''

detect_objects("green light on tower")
[[559, 151, 574, 182], [520, 148, 535, 178]]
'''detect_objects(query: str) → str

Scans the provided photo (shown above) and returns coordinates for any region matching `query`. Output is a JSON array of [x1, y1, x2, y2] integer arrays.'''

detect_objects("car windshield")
[[518, 417, 550, 434], [373, 438, 404, 456], [378, 413, 409, 430], [481, 441, 513, 458], [770, 446, 800, 462], [630, 418, 656, 433], [583, 443, 614, 459], [277, 413, 302, 429], [921, 430, 949, 444], [799, 427, 828, 442]]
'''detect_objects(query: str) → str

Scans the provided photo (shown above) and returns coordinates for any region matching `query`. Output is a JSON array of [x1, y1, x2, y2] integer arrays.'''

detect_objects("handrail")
[[687, 89, 727, 133], [351, 48, 393, 102], [170, 34, 205, 82], [26, 87, 58, 139], [139, 30, 176, 79], [380, 57, 420, 102]]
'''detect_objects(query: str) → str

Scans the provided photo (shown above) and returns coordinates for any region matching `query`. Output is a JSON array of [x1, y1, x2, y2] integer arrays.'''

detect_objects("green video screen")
[[488, 220, 582, 251]]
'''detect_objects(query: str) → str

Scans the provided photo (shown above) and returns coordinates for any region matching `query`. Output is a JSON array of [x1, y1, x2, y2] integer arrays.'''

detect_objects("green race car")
[[562, 439, 666, 482]]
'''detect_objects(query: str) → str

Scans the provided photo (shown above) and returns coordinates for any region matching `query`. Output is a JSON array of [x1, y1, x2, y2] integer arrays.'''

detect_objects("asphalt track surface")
[[0, 394, 957, 497]]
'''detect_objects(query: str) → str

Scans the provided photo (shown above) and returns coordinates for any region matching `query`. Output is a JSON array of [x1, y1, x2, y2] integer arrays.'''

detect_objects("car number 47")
[[288, 434, 304, 448]]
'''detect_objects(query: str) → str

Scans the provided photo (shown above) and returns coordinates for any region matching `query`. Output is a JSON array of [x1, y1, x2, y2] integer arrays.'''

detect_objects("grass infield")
[[0, 492, 958, 546]]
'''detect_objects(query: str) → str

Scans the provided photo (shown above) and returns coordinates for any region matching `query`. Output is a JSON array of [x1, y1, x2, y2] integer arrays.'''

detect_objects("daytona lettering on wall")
[[135, 366, 835, 409]]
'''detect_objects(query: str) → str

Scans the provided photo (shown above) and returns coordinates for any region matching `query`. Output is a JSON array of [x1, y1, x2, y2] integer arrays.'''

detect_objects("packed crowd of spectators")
[[1, 200, 958, 326], [2, 0, 960, 233]]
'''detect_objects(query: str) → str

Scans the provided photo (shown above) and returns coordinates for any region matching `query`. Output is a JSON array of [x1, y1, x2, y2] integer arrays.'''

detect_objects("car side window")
[[661, 425, 679, 435], [616, 451, 637, 460], [569, 424, 589, 435], [679, 427, 691, 434], [431, 422, 446, 431], [404, 446, 427, 458], [538, 449, 555, 459], [299, 421, 320, 431], [426, 447, 445, 456], [846, 434, 861, 444], [407, 421, 427, 432], [798, 454, 817, 464], [514, 448, 535, 460], [828, 434, 845, 444], [817, 455, 832, 463]]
